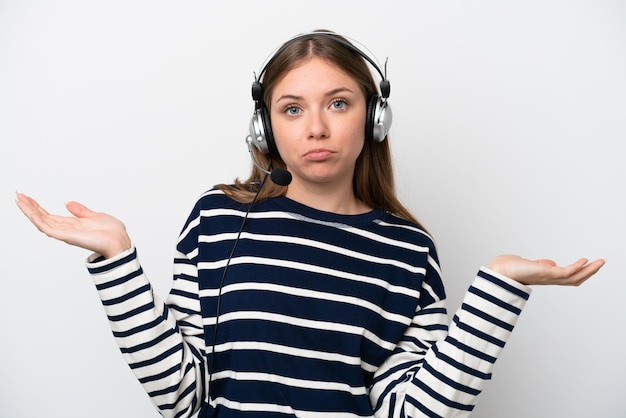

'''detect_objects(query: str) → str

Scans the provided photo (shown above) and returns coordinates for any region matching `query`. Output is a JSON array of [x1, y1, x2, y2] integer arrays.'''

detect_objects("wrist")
[[102, 236, 132, 259]]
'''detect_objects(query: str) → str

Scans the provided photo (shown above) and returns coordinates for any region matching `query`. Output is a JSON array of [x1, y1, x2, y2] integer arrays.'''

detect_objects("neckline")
[[265, 196, 386, 226]]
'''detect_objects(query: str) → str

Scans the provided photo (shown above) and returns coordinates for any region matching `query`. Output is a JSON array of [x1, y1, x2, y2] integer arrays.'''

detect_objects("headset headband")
[[252, 31, 391, 102]]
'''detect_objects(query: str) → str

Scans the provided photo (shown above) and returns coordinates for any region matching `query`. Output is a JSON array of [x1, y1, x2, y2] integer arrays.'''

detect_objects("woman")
[[16, 31, 604, 418]]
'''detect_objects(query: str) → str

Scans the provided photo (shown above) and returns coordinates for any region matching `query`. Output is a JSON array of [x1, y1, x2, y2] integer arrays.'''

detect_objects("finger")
[[16, 192, 40, 208], [559, 258, 605, 286], [16, 192, 35, 214], [29, 211, 67, 236], [16, 193, 50, 222], [15, 194, 73, 237], [574, 259, 605, 283], [65, 201, 95, 219], [535, 259, 557, 266], [557, 258, 589, 277]]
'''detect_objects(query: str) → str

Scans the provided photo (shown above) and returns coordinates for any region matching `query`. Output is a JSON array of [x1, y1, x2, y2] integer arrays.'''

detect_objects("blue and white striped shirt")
[[87, 188, 531, 417]]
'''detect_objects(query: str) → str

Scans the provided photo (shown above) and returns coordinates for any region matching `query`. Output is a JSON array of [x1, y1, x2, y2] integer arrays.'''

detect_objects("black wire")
[[206, 171, 270, 401]]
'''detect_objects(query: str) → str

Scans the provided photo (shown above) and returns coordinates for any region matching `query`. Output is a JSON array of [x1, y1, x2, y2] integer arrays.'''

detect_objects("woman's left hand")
[[487, 255, 605, 286]]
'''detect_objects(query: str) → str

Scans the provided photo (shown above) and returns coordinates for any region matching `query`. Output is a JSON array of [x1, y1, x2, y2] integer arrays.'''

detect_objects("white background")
[[1, 1, 624, 417]]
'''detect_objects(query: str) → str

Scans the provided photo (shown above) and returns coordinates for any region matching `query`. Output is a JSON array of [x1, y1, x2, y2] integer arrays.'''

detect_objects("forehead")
[[271, 56, 359, 94]]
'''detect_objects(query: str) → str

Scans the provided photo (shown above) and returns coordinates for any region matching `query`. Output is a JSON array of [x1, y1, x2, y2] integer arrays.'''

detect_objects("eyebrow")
[[274, 87, 356, 104]]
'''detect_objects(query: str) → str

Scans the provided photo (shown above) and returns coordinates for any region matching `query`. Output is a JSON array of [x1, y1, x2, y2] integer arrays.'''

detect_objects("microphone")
[[268, 168, 292, 187], [245, 135, 292, 186]]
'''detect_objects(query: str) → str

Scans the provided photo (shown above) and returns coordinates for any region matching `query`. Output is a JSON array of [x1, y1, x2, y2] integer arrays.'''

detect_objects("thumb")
[[535, 259, 557, 266], [65, 201, 96, 218]]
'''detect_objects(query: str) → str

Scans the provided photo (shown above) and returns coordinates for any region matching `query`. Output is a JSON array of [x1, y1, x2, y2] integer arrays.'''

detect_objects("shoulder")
[[375, 212, 442, 274], [185, 186, 259, 217], [178, 187, 243, 232], [194, 186, 238, 209], [375, 212, 437, 251], [177, 187, 252, 248]]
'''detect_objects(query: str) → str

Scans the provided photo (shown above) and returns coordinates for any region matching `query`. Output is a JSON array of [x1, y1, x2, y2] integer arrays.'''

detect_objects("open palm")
[[16, 192, 131, 259]]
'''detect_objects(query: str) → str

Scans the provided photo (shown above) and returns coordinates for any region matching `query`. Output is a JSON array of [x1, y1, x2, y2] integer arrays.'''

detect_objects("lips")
[[304, 149, 333, 161]]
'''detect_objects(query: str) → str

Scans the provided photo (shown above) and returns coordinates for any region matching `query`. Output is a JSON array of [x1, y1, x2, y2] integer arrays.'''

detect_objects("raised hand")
[[487, 254, 605, 286], [16, 192, 132, 259]]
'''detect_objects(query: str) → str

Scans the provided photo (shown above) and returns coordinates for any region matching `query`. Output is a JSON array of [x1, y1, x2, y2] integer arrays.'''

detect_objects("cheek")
[[268, 111, 292, 148], [349, 137, 366, 162], [344, 116, 367, 153], [270, 121, 289, 154]]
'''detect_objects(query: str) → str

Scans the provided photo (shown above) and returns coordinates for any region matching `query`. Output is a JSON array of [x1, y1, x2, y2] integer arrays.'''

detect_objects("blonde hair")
[[217, 32, 425, 229]]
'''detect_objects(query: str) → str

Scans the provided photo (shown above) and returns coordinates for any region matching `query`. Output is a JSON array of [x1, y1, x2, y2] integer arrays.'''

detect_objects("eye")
[[330, 99, 348, 110], [282, 105, 301, 115]]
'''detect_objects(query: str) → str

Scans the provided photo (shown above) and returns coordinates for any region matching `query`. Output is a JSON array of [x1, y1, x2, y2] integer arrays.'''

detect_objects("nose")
[[306, 109, 329, 139]]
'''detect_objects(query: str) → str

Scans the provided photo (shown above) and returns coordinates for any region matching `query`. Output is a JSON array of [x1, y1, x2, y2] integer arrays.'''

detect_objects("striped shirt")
[[87, 188, 531, 418]]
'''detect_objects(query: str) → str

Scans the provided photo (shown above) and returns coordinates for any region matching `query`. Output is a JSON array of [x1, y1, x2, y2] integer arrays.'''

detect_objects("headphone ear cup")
[[260, 106, 278, 155], [365, 95, 392, 143], [249, 106, 278, 155], [365, 95, 377, 142]]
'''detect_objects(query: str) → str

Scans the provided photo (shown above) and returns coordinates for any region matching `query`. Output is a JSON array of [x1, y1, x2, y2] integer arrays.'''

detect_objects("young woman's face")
[[269, 56, 367, 191]]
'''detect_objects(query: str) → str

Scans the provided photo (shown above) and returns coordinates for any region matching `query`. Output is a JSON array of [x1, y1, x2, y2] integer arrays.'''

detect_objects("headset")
[[246, 31, 393, 158]]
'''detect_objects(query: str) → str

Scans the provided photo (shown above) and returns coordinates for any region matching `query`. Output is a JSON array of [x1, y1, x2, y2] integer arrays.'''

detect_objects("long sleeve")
[[84, 189, 534, 418], [369, 267, 531, 417], [87, 246, 207, 418]]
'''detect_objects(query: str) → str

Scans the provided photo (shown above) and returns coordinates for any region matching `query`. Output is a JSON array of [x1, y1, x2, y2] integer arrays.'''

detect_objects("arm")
[[370, 255, 604, 418], [87, 246, 207, 418], [371, 267, 530, 417], [16, 193, 208, 418]]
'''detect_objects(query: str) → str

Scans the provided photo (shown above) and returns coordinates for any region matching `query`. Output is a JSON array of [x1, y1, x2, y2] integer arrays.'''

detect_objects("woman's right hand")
[[16, 192, 132, 259]]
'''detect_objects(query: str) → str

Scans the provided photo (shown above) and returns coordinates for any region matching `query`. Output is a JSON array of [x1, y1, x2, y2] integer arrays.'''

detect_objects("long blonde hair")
[[217, 32, 425, 229]]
